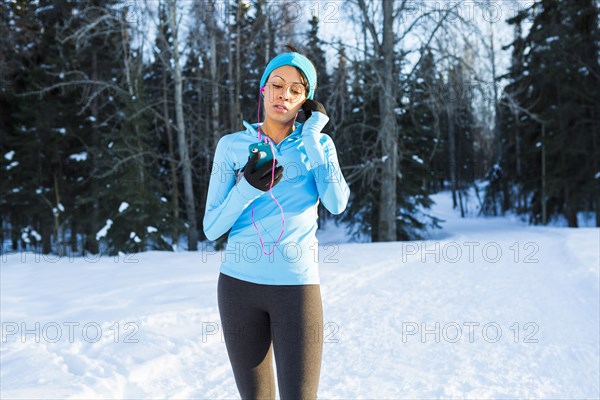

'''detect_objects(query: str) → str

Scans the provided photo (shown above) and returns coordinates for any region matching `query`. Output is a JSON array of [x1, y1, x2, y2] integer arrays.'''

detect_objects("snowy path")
[[1, 193, 599, 399]]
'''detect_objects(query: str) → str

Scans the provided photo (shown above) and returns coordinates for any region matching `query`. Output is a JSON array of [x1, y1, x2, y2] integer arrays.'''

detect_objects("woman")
[[203, 45, 350, 399]]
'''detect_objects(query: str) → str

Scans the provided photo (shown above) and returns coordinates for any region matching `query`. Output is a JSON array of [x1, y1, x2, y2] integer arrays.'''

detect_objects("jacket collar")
[[243, 120, 303, 142]]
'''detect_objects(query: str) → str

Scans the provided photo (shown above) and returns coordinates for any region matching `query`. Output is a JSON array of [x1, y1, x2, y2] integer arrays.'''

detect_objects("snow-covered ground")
[[1, 192, 599, 399]]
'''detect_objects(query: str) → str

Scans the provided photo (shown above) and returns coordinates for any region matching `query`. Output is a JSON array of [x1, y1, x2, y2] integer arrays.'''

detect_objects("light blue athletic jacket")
[[203, 112, 350, 285]]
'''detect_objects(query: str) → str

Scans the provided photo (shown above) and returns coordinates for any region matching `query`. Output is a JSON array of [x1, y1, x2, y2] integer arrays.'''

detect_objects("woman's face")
[[262, 65, 307, 124]]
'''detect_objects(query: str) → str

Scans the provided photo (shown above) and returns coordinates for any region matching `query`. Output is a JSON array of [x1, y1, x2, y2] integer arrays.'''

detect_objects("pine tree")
[[144, 0, 183, 248], [336, 52, 382, 241], [304, 15, 331, 109], [495, 0, 600, 226], [2, 0, 87, 254]]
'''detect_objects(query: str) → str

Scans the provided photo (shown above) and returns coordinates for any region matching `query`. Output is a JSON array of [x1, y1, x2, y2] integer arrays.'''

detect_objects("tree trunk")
[[53, 173, 63, 256], [41, 217, 52, 254], [377, 0, 398, 241], [227, 0, 236, 129], [565, 185, 578, 227], [516, 123, 522, 210], [123, 18, 147, 252], [596, 139, 600, 228], [168, 0, 198, 250], [87, 49, 100, 254], [207, 1, 220, 151], [447, 79, 458, 210], [593, 98, 600, 227], [70, 220, 78, 254], [541, 124, 547, 224], [162, 66, 180, 247], [234, 4, 241, 124]]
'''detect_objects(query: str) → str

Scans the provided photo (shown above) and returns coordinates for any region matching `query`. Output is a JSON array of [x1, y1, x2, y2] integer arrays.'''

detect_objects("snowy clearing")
[[1, 192, 599, 399]]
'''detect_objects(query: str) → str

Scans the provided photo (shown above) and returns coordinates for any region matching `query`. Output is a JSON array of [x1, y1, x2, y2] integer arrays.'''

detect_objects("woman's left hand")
[[302, 99, 328, 119], [302, 99, 332, 133]]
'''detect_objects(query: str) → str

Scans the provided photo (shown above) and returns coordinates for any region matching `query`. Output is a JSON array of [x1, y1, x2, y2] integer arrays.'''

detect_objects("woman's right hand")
[[242, 152, 284, 191]]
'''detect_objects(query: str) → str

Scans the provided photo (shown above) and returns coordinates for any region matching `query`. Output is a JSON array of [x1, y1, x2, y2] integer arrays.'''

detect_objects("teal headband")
[[259, 52, 317, 99]]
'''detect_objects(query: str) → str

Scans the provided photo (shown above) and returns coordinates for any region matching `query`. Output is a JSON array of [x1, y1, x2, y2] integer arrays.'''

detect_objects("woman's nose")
[[279, 89, 290, 100]]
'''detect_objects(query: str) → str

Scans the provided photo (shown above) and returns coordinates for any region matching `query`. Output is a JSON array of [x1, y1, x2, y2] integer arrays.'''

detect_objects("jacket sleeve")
[[301, 112, 351, 215], [202, 135, 266, 241]]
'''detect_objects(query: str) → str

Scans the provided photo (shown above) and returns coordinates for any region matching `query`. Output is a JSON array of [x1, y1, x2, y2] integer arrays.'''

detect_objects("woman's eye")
[[292, 90, 301, 95], [273, 84, 282, 89]]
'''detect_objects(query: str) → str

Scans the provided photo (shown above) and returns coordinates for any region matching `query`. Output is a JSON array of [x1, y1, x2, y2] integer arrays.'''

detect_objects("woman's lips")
[[273, 104, 288, 113]]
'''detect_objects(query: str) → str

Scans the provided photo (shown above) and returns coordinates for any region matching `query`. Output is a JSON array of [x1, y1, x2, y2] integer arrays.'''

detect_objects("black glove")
[[242, 151, 284, 191], [301, 99, 333, 133]]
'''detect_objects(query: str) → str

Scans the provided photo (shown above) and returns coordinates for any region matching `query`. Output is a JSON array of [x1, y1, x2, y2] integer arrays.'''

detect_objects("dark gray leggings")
[[217, 272, 323, 399]]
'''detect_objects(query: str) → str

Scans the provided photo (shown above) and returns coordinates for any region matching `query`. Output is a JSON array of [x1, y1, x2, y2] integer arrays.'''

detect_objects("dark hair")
[[284, 44, 301, 53]]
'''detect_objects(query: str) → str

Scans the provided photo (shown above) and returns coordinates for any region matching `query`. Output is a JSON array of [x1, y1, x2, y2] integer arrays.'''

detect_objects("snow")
[[95, 219, 113, 241], [129, 232, 142, 244], [4, 150, 15, 161], [118, 202, 129, 213], [88, 116, 96, 122], [30, 229, 42, 242], [146, 227, 158, 234], [34, 4, 54, 14], [19, 232, 30, 244], [56, 128, 67, 135], [545, 36, 559, 43], [595, 171, 600, 179], [1, 192, 598, 399], [57, 203, 65, 213], [412, 154, 424, 164], [69, 152, 88, 162], [6, 161, 19, 170]]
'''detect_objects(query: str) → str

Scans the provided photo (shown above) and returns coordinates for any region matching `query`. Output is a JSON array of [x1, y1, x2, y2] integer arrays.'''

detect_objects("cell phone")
[[248, 142, 274, 170]]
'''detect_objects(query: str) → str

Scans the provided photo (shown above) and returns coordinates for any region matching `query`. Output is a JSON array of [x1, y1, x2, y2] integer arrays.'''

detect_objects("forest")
[[1, 0, 598, 255]]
